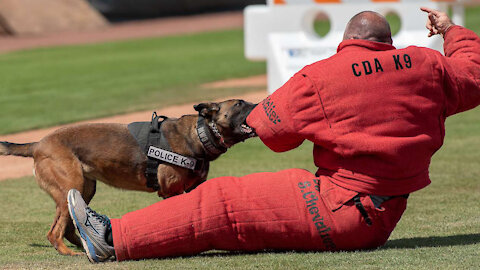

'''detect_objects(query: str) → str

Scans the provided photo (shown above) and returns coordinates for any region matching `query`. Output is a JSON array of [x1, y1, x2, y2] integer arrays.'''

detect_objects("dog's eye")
[[235, 102, 241, 107]]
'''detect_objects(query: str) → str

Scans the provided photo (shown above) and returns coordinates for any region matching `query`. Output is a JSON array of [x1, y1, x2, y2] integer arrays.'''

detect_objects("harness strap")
[[353, 195, 373, 226], [144, 112, 168, 191], [145, 159, 160, 191], [353, 194, 409, 226]]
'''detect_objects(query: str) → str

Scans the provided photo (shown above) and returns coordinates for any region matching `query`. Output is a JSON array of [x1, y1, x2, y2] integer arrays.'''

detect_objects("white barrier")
[[244, 0, 473, 93]]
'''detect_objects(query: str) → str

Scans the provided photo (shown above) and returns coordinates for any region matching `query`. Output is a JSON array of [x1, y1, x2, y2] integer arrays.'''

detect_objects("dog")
[[0, 99, 257, 256]]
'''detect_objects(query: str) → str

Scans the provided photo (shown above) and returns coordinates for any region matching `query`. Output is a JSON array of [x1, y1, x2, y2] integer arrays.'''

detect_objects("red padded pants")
[[111, 169, 407, 261]]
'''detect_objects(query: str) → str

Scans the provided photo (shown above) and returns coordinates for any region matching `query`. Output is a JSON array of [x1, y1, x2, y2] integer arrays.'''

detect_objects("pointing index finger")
[[420, 7, 442, 16], [420, 7, 432, 13]]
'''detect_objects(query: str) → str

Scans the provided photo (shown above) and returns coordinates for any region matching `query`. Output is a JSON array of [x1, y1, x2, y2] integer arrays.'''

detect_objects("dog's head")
[[194, 99, 257, 147]]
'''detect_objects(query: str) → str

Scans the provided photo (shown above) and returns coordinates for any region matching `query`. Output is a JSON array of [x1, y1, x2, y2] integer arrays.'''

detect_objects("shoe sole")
[[67, 190, 99, 263]]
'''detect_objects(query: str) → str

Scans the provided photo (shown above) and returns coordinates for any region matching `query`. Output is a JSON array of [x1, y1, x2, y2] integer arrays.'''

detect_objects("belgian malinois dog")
[[0, 99, 257, 256]]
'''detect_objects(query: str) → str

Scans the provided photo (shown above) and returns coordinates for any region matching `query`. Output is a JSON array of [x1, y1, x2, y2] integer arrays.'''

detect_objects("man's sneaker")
[[67, 189, 115, 263]]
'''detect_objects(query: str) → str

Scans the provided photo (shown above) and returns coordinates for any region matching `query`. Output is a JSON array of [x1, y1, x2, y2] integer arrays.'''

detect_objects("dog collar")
[[196, 116, 227, 157], [208, 121, 229, 148]]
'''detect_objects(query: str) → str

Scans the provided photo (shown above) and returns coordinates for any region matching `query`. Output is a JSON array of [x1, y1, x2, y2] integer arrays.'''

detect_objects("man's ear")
[[193, 102, 220, 117]]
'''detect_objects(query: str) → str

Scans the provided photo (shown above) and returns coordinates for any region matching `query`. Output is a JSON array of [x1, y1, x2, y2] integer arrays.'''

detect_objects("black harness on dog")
[[128, 112, 230, 192], [128, 112, 208, 191]]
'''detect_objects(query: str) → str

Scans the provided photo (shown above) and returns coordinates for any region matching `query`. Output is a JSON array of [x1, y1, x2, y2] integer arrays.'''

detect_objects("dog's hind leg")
[[33, 153, 88, 256]]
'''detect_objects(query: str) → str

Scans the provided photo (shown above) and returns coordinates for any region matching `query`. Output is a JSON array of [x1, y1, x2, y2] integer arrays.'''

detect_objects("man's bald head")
[[343, 11, 393, 45]]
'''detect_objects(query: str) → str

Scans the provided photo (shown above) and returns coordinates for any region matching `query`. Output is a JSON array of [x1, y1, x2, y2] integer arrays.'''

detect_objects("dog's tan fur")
[[1, 99, 256, 256]]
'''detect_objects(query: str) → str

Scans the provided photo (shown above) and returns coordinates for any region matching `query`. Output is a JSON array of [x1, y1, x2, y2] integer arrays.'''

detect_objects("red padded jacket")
[[247, 26, 480, 196]]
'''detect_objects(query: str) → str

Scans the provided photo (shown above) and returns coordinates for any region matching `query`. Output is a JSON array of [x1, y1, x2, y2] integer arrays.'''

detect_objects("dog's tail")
[[0, 141, 37, 157]]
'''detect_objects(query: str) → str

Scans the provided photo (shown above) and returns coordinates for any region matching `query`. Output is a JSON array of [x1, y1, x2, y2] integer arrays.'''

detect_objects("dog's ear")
[[194, 102, 220, 118]]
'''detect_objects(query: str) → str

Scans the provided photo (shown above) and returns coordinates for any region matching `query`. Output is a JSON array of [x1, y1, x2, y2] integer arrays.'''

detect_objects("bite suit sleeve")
[[438, 26, 480, 116], [246, 73, 318, 152]]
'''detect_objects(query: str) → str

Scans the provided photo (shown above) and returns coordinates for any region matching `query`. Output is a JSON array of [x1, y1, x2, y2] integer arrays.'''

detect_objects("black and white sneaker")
[[67, 189, 115, 263]]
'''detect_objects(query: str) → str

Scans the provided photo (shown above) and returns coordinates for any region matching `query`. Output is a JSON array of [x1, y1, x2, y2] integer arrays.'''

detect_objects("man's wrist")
[[442, 23, 455, 36], [442, 24, 458, 38]]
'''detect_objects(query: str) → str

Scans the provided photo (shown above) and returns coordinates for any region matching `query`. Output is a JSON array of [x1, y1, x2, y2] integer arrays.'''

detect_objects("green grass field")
[[0, 30, 265, 135], [1, 6, 480, 270]]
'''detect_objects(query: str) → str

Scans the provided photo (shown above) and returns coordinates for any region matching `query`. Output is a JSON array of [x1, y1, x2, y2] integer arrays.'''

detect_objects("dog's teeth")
[[241, 124, 252, 133]]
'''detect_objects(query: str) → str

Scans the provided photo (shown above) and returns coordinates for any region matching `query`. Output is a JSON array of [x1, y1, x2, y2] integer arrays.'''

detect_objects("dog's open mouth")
[[241, 123, 256, 137]]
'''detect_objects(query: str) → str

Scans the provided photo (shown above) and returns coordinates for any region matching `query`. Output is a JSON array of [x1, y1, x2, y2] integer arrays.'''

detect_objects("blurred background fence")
[[88, 0, 266, 20], [0, 0, 266, 36]]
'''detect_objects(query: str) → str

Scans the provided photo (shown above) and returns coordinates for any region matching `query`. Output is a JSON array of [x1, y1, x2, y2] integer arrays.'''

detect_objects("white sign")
[[147, 146, 197, 170]]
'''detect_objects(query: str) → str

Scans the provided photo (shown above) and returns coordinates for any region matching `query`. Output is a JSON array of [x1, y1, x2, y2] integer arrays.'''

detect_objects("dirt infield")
[[0, 75, 267, 181], [0, 11, 243, 53]]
